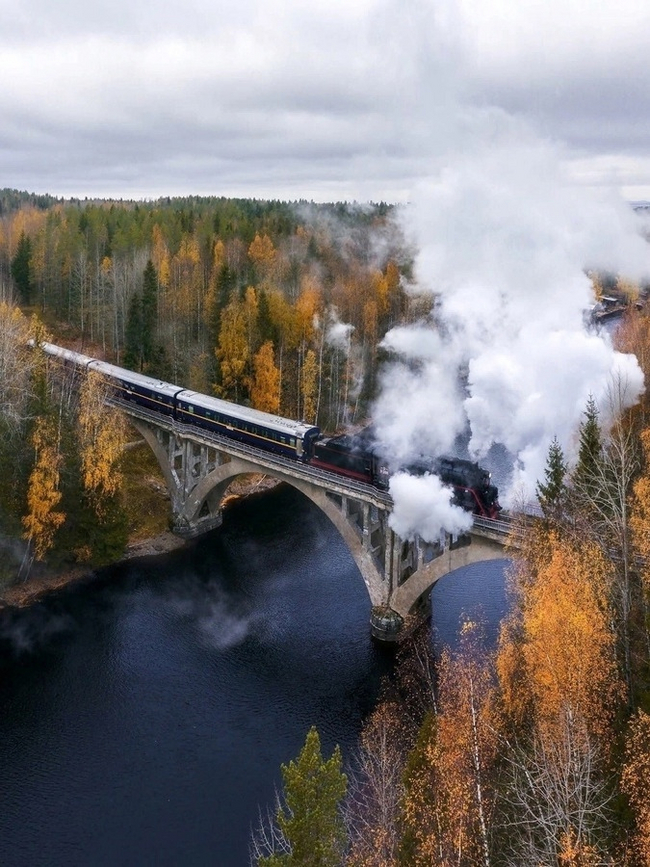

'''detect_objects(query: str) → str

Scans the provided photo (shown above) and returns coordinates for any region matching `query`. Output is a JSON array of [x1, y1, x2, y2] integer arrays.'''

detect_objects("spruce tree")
[[141, 259, 158, 366], [573, 395, 603, 504], [123, 292, 143, 371], [10, 231, 33, 305], [536, 436, 568, 520], [256, 727, 347, 867]]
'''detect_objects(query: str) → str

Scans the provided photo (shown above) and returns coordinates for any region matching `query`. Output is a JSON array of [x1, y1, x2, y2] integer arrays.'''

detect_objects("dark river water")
[[0, 485, 508, 867]]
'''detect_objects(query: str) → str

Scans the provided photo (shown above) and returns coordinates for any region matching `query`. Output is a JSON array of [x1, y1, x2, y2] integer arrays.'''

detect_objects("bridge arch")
[[389, 536, 509, 620], [124, 413, 512, 641], [190, 462, 387, 609], [129, 418, 387, 609]]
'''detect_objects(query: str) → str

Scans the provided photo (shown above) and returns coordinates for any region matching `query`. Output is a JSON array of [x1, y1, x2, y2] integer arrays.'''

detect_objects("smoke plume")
[[389, 471, 473, 541], [369, 11, 650, 539]]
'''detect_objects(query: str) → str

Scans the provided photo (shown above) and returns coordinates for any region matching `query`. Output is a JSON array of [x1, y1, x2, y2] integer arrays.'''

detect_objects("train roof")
[[38, 341, 97, 369], [176, 389, 320, 437], [36, 341, 320, 438], [88, 359, 185, 399]]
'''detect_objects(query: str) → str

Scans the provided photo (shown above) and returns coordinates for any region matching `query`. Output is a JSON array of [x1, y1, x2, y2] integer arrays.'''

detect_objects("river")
[[0, 484, 508, 866]]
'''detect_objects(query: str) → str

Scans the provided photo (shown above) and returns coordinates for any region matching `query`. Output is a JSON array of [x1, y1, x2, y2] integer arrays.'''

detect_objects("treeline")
[[0, 188, 62, 216], [250, 312, 650, 866], [0, 193, 413, 431]]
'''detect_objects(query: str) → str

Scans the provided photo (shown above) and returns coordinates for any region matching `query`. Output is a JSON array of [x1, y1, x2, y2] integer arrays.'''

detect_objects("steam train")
[[35, 341, 500, 518], [312, 428, 500, 517]]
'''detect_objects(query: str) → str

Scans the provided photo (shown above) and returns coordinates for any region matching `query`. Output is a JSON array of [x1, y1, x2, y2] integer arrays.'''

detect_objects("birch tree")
[[22, 414, 65, 561], [78, 370, 127, 514], [0, 302, 34, 433], [250, 341, 280, 414], [621, 710, 650, 866], [345, 700, 406, 867], [401, 620, 501, 867], [497, 537, 623, 864]]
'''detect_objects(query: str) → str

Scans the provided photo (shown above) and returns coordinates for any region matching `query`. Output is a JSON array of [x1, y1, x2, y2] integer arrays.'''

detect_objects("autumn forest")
[[4, 189, 650, 864]]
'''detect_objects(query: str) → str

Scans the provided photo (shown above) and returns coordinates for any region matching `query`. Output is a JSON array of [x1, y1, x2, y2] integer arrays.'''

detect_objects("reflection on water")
[[0, 485, 508, 867]]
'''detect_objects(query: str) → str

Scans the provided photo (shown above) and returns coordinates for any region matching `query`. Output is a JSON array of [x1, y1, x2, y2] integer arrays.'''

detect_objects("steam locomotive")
[[35, 341, 500, 518], [312, 429, 501, 518]]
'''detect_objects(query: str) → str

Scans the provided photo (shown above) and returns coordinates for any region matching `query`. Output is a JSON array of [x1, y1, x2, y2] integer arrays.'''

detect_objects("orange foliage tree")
[[497, 535, 623, 864], [250, 341, 280, 414], [621, 710, 650, 866], [78, 371, 127, 513], [22, 415, 65, 560], [401, 620, 501, 866]]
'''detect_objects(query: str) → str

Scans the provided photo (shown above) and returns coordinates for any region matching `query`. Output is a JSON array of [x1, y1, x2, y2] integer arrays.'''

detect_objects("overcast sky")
[[2, 0, 650, 203]]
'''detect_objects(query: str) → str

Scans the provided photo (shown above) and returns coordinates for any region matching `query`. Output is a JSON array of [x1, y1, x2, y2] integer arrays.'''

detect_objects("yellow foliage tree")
[[244, 286, 259, 358], [212, 238, 225, 272], [372, 269, 389, 319], [22, 415, 65, 560], [268, 288, 300, 351], [589, 270, 604, 301], [519, 537, 622, 743], [216, 297, 249, 401], [250, 341, 280, 414], [296, 280, 321, 346], [616, 313, 650, 431], [631, 428, 650, 596], [151, 223, 169, 283], [248, 233, 276, 271], [78, 371, 127, 511], [617, 275, 639, 303], [497, 536, 623, 863]]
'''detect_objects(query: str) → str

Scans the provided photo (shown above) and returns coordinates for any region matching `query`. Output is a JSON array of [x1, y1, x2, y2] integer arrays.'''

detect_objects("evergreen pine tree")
[[141, 259, 158, 367], [255, 726, 347, 867], [10, 232, 33, 305], [124, 292, 143, 371], [536, 436, 568, 520], [573, 395, 603, 504], [257, 289, 279, 346]]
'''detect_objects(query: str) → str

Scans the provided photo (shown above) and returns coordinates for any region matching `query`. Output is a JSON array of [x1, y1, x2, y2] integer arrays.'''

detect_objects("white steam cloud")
[[325, 307, 355, 352], [389, 471, 473, 540], [373, 103, 649, 538]]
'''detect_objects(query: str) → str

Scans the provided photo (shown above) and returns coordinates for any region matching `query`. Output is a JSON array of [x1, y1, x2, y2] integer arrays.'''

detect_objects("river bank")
[[0, 530, 190, 610], [0, 473, 280, 610]]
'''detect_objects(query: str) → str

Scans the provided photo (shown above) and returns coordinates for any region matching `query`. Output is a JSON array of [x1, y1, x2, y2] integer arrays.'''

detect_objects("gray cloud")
[[1, 0, 650, 199]]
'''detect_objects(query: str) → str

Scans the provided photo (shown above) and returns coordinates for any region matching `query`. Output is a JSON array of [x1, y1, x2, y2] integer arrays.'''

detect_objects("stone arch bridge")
[[118, 400, 511, 641]]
